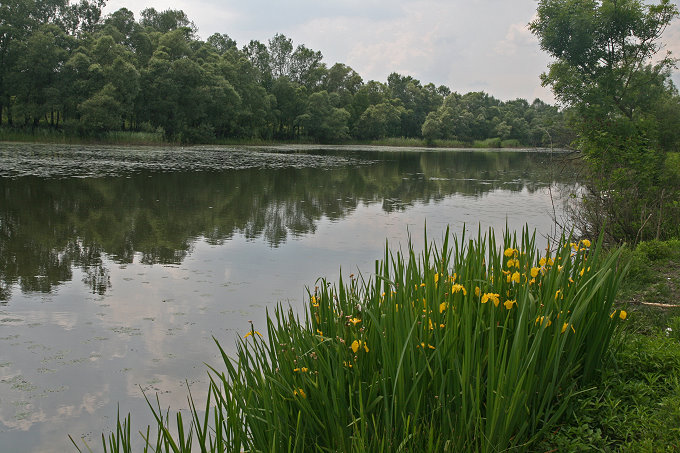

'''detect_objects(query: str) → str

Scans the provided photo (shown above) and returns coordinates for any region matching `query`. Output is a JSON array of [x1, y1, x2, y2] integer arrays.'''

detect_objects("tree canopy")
[[1, 2, 572, 146], [531, 0, 680, 242]]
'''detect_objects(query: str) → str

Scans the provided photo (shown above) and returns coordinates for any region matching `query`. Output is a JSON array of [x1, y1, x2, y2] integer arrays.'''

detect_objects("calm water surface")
[[0, 144, 577, 452]]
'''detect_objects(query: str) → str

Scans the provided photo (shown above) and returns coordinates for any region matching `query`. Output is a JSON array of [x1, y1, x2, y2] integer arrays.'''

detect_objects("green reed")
[[83, 227, 627, 452]]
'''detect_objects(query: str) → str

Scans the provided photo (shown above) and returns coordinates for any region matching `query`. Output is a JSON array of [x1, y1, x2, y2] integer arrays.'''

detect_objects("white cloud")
[[101, 0, 679, 102], [495, 22, 537, 56]]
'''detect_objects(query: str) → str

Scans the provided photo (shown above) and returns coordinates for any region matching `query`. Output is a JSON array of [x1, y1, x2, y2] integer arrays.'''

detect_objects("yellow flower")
[[349, 317, 361, 326], [294, 367, 309, 373], [482, 293, 500, 306], [343, 361, 353, 368], [539, 257, 547, 266], [475, 286, 481, 297], [316, 329, 323, 337], [504, 299, 516, 310], [244, 330, 263, 339], [451, 284, 467, 295], [439, 302, 448, 313], [619, 310, 627, 320], [506, 258, 516, 268], [536, 316, 552, 327], [504, 248, 516, 257], [418, 342, 435, 350], [311, 295, 319, 307], [511, 272, 520, 284], [555, 289, 563, 300], [293, 388, 306, 398], [581, 239, 591, 248], [351, 340, 369, 353], [579, 267, 585, 277], [530, 267, 540, 278], [561, 323, 576, 334], [547, 258, 555, 266]]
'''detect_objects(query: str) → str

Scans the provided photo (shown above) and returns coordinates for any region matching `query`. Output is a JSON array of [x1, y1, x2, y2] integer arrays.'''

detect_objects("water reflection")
[[0, 145, 579, 452], [0, 147, 574, 301]]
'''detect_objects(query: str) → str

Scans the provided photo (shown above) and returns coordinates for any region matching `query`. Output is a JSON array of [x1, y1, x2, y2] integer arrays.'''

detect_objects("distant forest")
[[0, 1, 574, 145]]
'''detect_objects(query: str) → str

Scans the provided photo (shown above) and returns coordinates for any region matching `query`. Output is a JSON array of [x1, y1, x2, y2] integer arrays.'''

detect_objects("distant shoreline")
[[0, 129, 567, 150]]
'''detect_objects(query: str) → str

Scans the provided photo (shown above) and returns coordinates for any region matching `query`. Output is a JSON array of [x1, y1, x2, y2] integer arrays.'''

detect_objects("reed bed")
[[80, 227, 627, 452]]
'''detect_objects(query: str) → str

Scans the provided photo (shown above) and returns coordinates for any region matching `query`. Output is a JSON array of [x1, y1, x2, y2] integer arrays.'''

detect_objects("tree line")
[[0, 1, 573, 145]]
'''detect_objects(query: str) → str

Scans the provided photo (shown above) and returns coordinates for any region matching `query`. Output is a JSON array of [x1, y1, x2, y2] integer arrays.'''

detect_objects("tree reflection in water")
[[0, 147, 577, 301]]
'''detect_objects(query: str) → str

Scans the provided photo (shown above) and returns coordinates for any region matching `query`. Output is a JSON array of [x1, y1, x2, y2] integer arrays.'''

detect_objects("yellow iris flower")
[[351, 340, 369, 353]]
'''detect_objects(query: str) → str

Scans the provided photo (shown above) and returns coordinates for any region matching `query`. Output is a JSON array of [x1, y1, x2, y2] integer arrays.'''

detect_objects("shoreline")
[[0, 129, 564, 150]]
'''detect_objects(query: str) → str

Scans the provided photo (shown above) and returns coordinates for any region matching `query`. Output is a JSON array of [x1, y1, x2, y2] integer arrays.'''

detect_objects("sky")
[[102, 0, 680, 104]]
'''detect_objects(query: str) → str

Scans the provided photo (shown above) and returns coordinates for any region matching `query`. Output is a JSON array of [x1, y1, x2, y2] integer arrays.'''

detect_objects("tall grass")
[[0, 128, 166, 145], [80, 227, 627, 452]]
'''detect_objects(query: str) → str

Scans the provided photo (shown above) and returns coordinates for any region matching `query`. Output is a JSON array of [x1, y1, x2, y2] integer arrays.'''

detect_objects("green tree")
[[10, 24, 70, 127], [530, 0, 680, 241], [354, 102, 404, 140], [300, 90, 350, 142], [268, 33, 293, 79], [140, 8, 196, 35], [79, 83, 122, 132], [290, 44, 325, 89], [242, 39, 272, 88]]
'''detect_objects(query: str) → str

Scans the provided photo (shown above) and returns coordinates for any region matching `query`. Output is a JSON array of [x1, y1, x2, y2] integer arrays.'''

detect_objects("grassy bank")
[[74, 228, 630, 452], [0, 128, 167, 146], [534, 239, 680, 452], [1, 128, 538, 149]]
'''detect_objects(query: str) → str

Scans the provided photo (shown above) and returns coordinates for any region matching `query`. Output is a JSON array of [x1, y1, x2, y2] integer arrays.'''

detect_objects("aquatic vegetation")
[[82, 228, 627, 452]]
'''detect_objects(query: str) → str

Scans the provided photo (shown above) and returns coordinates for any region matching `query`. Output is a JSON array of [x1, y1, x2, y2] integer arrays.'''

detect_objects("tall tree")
[[530, 0, 680, 241], [268, 33, 293, 79]]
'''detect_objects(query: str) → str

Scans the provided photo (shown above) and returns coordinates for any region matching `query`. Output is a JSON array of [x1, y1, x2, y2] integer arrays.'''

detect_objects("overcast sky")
[[102, 0, 680, 104]]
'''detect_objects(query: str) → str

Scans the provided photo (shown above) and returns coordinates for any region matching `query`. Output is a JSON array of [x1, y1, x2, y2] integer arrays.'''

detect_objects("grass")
[[73, 227, 628, 452], [533, 239, 680, 452], [361, 137, 528, 149], [1, 127, 537, 149], [0, 128, 166, 146]]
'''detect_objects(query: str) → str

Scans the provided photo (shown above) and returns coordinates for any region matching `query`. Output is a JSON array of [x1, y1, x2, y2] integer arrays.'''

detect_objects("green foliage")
[[1, 3, 571, 146], [78, 84, 122, 133], [535, 334, 680, 452], [473, 137, 501, 148], [531, 0, 680, 243], [535, 238, 680, 451], [300, 90, 350, 142], [83, 228, 627, 452]]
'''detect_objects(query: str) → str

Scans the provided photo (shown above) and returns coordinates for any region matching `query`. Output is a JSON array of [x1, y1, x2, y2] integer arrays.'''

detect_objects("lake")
[[0, 144, 577, 452]]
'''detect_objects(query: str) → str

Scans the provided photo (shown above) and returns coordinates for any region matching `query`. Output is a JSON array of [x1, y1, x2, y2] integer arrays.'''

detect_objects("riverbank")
[[0, 128, 538, 149], [535, 239, 680, 451]]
